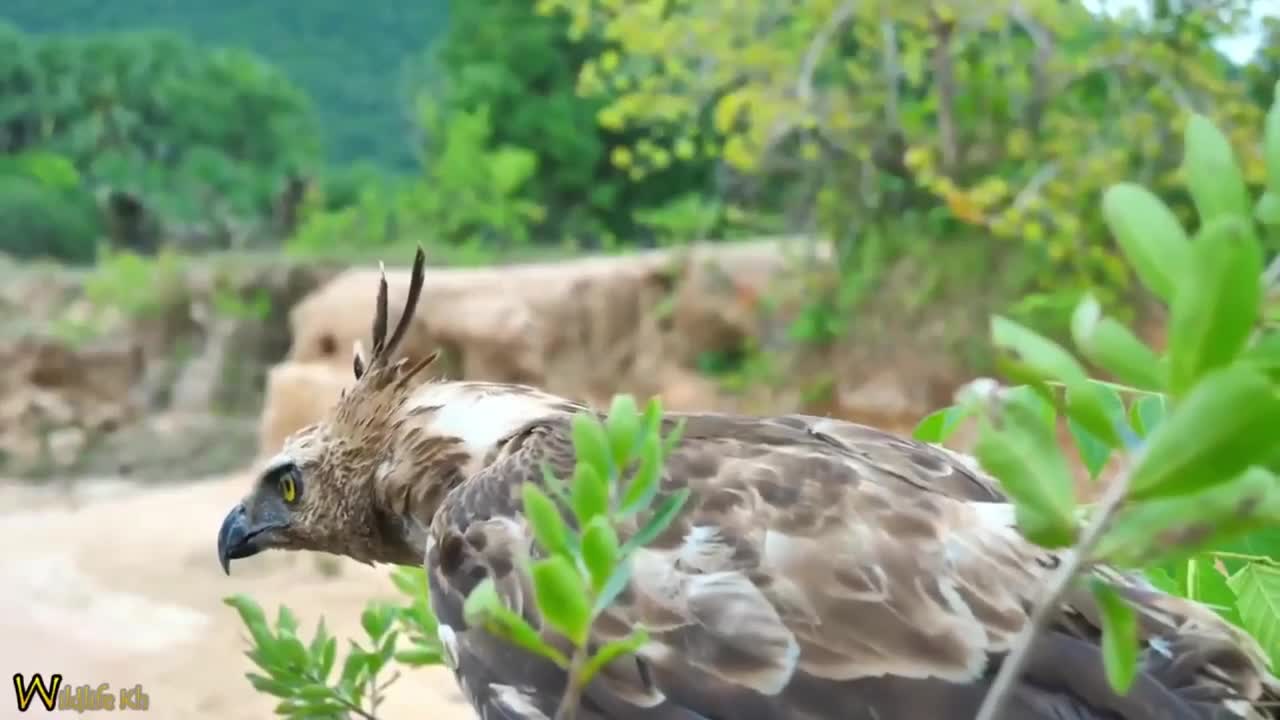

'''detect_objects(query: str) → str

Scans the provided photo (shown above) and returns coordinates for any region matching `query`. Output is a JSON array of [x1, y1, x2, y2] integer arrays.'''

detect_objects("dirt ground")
[[0, 473, 476, 720]]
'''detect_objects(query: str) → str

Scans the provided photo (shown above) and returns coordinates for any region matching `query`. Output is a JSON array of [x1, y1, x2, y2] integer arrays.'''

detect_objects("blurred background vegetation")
[[2, 0, 1279, 369]]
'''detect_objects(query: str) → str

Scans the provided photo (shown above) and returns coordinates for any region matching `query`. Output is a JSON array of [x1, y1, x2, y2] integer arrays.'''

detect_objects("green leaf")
[[1070, 294, 1164, 391], [360, 603, 393, 640], [913, 404, 974, 443], [619, 434, 663, 517], [592, 559, 634, 615], [246, 672, 294, 699], [390, 566, 427, 598], [531, 555, 593, 647], [319, 637, 336, 680], [523, 483, 572, 557], [1227, 563, 1280, 670], [622, 488, 692, 554], [1127, 394, 1167, 438], [581, 517, 620, 593], [1127, 365, 1280, 499], [639, 397, 664, 446], [1096, 467, 1280, 567], [989, 316, 1117, 445], [338, 648, 368, 689], [1068, 416, 1112, 482], [1166, 217, 1263, 396], [1101, 183, 1190, 303], [1239, 331, 1280, 384], [1090, 578, 1139, 694], [1266, 80, 1280, 197], [1142, 567, 1180, 595], [395, 647, 444, 666], [223, 594, 273, 648], [661, 416, 687, 457], [579, 630, 651, 686], [1184, 113, 1251, 224], [1256, 191, 1280, 227], [277, 605, 299, 636], [463, 578, 571, 667], [573, 412, 614, 477], [1185, 555, 1243, 625], [991, 315, 1090, 387], [974, 390, 1078, 548], [605, 394, 642, 468], [570, 463, 610, 526]]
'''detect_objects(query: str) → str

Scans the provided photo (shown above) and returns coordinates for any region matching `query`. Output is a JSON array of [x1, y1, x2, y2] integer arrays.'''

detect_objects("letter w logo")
[[13, 674, 61, 712]]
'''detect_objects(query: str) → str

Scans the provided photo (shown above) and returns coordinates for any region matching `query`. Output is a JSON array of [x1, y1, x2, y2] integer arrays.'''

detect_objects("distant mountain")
[[2, 1, 448, 169]]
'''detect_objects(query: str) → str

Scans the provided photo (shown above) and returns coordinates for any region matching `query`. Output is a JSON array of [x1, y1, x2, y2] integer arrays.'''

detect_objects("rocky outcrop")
[[259, 239, 848, 456]]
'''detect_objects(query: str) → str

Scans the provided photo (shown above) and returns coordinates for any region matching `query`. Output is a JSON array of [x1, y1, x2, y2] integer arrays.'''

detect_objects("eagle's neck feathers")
[[359, 381, 586, 565], [403, 381, 585, 476]]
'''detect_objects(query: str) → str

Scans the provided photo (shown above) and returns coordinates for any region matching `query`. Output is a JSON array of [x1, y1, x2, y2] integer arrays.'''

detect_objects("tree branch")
[[974, 460, 1133, 720], [929, 10, 959, 172], [795, 0, 856, 106]]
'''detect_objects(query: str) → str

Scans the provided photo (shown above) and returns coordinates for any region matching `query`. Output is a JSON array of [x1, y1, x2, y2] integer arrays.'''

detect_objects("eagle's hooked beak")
[[217, 503, 265, 575]]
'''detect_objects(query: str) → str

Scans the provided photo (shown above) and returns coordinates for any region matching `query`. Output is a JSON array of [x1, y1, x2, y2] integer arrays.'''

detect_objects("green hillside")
[[1, 1, 448, 169]]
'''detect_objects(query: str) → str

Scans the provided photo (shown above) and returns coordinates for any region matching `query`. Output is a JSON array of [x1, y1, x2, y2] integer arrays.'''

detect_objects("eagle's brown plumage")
[[218, 246, 1280, 720]]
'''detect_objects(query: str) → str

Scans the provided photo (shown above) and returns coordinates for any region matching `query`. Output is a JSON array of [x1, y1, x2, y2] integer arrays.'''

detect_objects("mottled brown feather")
[[419, 412, 1278, 720]]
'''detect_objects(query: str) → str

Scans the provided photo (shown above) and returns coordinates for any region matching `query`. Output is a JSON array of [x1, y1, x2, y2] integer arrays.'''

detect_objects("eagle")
[[217, 246, 1279, 720]]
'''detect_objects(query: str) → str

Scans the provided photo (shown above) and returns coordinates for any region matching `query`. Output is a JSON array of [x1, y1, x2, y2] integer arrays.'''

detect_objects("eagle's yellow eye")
[[280, 475, 297, 503]]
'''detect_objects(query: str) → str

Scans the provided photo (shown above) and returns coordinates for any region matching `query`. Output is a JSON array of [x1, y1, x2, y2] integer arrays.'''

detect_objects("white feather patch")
[[411, 383, 569, 461], [438, 623, 460, 671], [490, 684, 550, 719]]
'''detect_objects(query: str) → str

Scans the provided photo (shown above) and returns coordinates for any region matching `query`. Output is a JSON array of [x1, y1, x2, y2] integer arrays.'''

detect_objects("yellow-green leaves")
[[1090, 579, 1139, 694], [1127, 366, 1280, 499], [1227, 563, 1280, 671], [532, 556, 592, 646], [1184, 114, 1252, 225], [471, 394, 688, 712], [524, 483, 572, 556], [1101, 183, 1189, 304], [1165, 217, 1263, 396], [1265, 80, 1280, 198], [974, 389, 1078, 548], [572, 411, 612, 478], [464, 578, 570, 667], [1071, 294, 1163, 392], [991, 315, 1119, 445]]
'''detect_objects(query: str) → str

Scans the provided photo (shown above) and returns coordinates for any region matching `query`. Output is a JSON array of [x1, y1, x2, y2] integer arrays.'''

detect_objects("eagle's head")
[[216, 244, 581, 574], [217, 246, 443, 573]]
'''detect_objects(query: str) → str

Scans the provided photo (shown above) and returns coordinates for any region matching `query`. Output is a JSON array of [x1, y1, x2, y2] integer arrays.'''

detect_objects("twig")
[[795, 0, 856, 105], [300, 669, 380, 720], [929, 10, 959, 171], [554, 648, 588, 720], [973, 459, 1133, 720]]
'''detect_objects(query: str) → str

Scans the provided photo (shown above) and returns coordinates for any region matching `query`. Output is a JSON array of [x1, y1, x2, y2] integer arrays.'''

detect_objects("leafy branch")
[[223, 564, 444, 720], [461, 395, 689, 720], [914, 82, 1280, 720]]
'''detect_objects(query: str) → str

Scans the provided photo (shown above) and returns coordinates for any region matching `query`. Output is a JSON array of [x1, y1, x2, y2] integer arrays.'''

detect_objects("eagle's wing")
[[425, 413, 1277, 720]]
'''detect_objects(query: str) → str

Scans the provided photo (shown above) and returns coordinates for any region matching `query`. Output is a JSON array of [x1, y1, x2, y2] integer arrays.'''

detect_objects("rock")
[[261, 239, 827, 452]]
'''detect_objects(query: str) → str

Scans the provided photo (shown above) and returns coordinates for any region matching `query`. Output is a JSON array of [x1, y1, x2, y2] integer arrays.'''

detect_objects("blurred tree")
[[0, 1, 445, 169], [535, 0, 1270, 335], [0, 22, 322, 256], [414, 0, 719, 246]]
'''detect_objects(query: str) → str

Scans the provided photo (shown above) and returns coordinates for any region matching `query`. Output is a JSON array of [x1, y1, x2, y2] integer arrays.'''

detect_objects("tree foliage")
[[0, 21, 323, 259], [914, 99, 1280, 711], [0, 0, 445, 168], [534, 0, 1274, 332]]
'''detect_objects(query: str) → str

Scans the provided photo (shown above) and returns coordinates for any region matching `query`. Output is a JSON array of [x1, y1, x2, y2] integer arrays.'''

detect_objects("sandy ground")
[[0, 473, 476, 720]]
